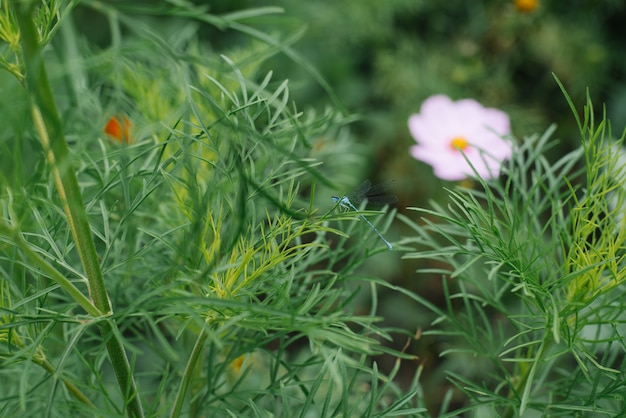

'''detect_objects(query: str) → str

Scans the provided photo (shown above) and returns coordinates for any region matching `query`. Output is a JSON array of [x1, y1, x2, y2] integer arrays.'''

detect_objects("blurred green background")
[[210, 0, 626, 409], [66, 0, 626, 413]]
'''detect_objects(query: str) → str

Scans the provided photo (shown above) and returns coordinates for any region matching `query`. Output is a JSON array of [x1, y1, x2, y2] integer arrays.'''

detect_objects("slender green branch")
[[502, 337, 552, 418], [0, 219, 100, 316], [35, 352, 96, 408], [13, 0, 111, 316], [13, 3, 144, 416], [170, 326, 209, 418]]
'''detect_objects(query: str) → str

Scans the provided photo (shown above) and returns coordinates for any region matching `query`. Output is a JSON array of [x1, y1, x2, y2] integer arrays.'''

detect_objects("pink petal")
[[408, 94, 512, 181], [433, 162, 473, 181]]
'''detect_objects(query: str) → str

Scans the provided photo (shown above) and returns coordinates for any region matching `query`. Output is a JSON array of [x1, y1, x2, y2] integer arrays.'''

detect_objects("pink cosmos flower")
[[408, 95, 512, 181]]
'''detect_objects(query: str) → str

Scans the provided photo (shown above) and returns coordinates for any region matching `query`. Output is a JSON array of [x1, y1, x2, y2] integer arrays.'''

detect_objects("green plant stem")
[[170, 326, 209, 418], [502, 337, 552, 418], [0, 220, 100, 316], [13, 2, 144, 416], [36, 354, 96, 408], [13, 0, 111, 316]]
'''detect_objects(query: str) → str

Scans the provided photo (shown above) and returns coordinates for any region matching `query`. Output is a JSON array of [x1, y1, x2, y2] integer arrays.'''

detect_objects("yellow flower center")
[[449, 136, 469, 151]]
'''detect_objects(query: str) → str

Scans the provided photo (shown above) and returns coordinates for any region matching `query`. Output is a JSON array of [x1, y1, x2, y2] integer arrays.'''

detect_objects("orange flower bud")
[[104, 115, 131, 144], [515, 0, 538, 13]]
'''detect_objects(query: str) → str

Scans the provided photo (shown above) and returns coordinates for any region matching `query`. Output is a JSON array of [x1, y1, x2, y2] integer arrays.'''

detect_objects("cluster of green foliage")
[[0, 1, 416, 417], [2, 1, 626, 418], [398, 86, 626, 416]]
